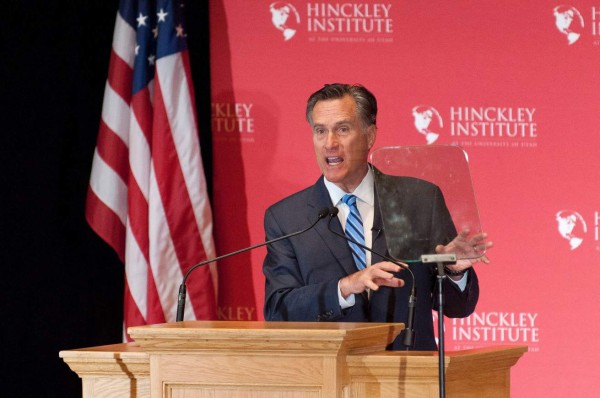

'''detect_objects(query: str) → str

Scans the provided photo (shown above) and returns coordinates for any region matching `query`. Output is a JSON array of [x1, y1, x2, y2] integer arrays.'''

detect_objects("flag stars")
[[152, 26, 159, 38], [148, 54, 156, 65], [175, 24, 186, 37], [157, 8, 168, 22], [136, 13, 148, 27]]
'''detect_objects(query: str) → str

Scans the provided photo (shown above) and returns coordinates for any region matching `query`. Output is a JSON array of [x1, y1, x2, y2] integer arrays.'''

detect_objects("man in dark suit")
[[263, 83, 491, 350]]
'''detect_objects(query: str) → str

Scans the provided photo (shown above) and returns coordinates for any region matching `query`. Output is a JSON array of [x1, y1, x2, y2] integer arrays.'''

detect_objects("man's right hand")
[[339, 261, 406, 299]]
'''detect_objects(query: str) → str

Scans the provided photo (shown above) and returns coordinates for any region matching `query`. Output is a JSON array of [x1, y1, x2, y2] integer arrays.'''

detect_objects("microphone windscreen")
[[318, 208, 330, 218]]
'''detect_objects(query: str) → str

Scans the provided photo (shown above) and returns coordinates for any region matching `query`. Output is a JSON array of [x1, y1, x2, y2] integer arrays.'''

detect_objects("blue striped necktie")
[[342, 194, 367, 270]]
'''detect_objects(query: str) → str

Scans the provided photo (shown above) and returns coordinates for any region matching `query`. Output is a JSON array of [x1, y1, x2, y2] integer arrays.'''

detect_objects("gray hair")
[[305, 83, 377, 129]]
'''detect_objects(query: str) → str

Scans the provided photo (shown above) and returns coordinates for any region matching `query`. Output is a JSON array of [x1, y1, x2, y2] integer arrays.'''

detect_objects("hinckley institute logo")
[[211, 102, 256, 143], [412, 105, 443, 145], [552, 5, 600, 46], [553, 5, 585, 45], [270, 2, 301, 41], [446, 311, 540, 352], [268, 2, 395, 43], [556, 210, 587, 250], [412, 104, 539, 149], [555, 209, 600, 251]]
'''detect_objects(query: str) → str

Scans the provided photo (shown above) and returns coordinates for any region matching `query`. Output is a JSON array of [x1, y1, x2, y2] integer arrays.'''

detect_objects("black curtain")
[[0, 1, 211, 396]]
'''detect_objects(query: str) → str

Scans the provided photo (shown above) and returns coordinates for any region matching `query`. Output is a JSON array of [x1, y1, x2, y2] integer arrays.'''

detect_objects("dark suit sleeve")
[[441, 270, 479, 317], [262, 206, 345, 322]]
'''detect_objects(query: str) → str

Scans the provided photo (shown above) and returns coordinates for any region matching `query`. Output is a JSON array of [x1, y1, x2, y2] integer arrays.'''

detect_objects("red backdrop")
[[209, 1, 600, 395]]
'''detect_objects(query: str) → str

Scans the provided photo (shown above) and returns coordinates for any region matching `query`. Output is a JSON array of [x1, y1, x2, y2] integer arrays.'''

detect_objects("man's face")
[[311, 95, 376, 192]]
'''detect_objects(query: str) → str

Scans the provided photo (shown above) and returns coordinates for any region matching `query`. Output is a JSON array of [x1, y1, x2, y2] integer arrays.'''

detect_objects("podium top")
[[128, 321, 404, 355]]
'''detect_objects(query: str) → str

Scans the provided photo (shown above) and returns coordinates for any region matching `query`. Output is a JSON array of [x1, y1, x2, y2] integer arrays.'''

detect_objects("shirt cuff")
[[338, 280, 356, 309], [448, 270, 468, 291]]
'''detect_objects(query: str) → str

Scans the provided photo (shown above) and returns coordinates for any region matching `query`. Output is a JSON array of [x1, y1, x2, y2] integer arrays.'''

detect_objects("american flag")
[[86, 0, 217, 338]]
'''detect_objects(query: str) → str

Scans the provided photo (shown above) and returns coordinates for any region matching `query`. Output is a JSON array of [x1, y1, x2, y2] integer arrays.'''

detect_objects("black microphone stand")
[[326, 209, 418, 350], [176, 208, 330, 322], [420, 253, 457, 398]]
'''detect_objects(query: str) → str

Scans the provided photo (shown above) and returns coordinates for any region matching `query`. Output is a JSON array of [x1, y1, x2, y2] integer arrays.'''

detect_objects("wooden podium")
[[60, 321, 526, 398]]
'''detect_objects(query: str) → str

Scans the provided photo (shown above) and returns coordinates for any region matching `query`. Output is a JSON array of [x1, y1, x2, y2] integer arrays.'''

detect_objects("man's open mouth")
[[326, 156, 343, 166]]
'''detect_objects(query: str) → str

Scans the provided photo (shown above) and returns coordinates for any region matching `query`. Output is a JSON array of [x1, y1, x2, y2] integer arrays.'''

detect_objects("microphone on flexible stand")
[[327, 207, 417, 349], [176, 207, 331, 322]]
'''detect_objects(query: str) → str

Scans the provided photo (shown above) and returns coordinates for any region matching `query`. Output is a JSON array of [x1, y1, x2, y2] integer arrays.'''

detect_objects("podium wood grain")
[[60, 321, 525, 398]]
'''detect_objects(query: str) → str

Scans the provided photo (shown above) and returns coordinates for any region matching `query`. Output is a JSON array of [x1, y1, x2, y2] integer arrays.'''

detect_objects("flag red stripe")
[[107, 48, 133, 105], [123, 280, 145, 339], [125, 86, 159, 326], [85, 188, 126, 262], [181, 52, 199, 130], [126, 176, 150, 263], [152, 75, 208, 269], [130, 87, 154, 144], [145, 266, 168, 324], [152, 69, 216, 319], [96, 120, 130, 183], [186, 264, 216, 319]]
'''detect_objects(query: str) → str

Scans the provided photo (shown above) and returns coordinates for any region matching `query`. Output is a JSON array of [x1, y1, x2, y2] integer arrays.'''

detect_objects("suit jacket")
[[263, 169, 479, 350]]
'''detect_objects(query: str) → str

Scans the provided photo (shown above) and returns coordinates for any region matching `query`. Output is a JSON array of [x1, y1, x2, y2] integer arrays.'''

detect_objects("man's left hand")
[[435, 229, 493, 276]]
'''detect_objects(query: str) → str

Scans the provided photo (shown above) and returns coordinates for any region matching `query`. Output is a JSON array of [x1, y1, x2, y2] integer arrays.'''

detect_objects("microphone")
[[176, 207, 331, 322], [327, 207, 417, 349]]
